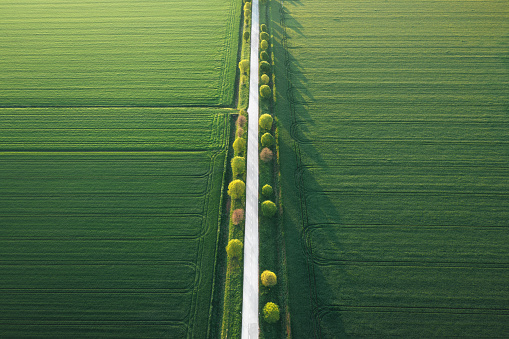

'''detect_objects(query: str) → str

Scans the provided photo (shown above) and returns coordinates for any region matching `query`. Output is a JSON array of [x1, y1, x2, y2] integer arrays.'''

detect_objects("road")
[[241, 0, 260, 336]]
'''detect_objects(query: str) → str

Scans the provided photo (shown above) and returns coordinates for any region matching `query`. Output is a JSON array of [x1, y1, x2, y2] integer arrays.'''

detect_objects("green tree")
[[263, 302, 280, 323], [239, 59, 250, 74], [260, 40, 269, 50], [262, 184, 273, 197], [259, 61, 270, 74], [261, 74, 270, 85], [261, 200, 277, 217], [231, 156, 246, 178], [261, 270, 277, 287], [260, 50, 269, 61], [226, 239, 243, 258], [259, 114, 273, 130], [260, 24, 267, 32], [233, 137, 246, 156], [261, 132, 274, 147], [228, 179, 246, 200], [260, 32, 270, 41], [243, 31, 250, 41], [260, 85, 272, 99]]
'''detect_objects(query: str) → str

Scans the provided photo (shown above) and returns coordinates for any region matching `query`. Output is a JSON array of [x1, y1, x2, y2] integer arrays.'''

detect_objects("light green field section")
[[273, 0, 509, 337], [0, 0, 240, 107], [0, 109, 230, 338]]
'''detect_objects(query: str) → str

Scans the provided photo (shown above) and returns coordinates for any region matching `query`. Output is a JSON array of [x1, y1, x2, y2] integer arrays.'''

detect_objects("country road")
[[241, 0, 260, 336]]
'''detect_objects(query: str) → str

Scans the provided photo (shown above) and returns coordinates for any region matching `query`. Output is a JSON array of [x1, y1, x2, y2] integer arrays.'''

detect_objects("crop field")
[[0, 0, 239, 337], [272, 0, 509, 337], [0, 0, 240, 107]]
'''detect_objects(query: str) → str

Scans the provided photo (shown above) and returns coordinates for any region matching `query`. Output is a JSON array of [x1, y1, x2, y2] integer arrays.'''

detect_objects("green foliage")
[[245, 8, 251, 17], [260, 32, 270, 42], [231, 156, 246, 178], [260, 40, 269, 50], [259, 114, 273, 130], [233, 137, 246, 156], [228, 179, 245, 200], [263, 302, 280, 323], [260, 24, 268, 32], [244, 2, 252, 10], [262, 184, 274, 197], [238, 59, 250, 74], [261, 74, 270, 85], [243, 31, 250, 41], [261, 200, 277, 217], [261, 132, 274, 147], [259, 61, 271, 74], [260, 50, 270, 61], [260, 85, 272, 99], [226, 239, 243, 259], [261, 270, 277, 287]]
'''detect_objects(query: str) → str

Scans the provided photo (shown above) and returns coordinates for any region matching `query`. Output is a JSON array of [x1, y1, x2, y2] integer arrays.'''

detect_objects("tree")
[[262, 184, 273, 197], [261, 74, 270, 85], [260, 85, 272, 99], [243, 31, 250, 41], [260, 51, 269, 61], [236, 127, 244, 138], [260, 39, 269, 50], [261, 200, 277, 217], [259, 61, 270, 74], [228, 179, 245, 200], [244, 2, 252, 10], [259, 114, 273, 130], [260, 24, 267, 32], [260, 148, 274, 162], [260, 32, 270, 42], [232, 208, 245, 225], [263, 302, 280, 323], [233, 137, 246, 156], [231, 156, 246, 178], [261, 132, 274, 147], [238, 59, 250, 74], [261, 270, 277, 287], [226, 239, 243, 258], [245, 8, 251, 17], [236, 114, 247, 128]]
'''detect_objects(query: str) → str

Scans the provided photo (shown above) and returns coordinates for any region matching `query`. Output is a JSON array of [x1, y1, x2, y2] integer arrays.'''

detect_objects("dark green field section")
[[0, 0, 240, 107], [0, 109, 230, 337], [272, 0, 509, 337]]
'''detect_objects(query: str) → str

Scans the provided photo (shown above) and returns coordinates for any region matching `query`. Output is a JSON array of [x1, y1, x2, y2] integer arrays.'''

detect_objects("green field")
[[272, 0, 509, 337], [0, 0, 239, 107], [0, 0, 239, 337]]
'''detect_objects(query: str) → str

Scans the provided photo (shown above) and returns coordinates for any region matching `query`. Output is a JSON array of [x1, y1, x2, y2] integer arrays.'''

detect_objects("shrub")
[[236, 114, 247, 127], [226, 239, 243, 259], [263, 302, 280, 323], [243, 31, 250, 41], [238, 59, 250, 74], [260, 32, 270, 41], [232, 208, 245, 225], [261, 270, 277, 287], [245, 8, 251, 17], [261, 74, 270, 85], [260, 51, 269, 61], [240, 75, 248, 86], [260, 40, 269, 50], [236, 127, 245, 138], [260, 24, 267, 32], [261, 132, 274, 147], [259, 61, 270, 74], [260, 148, 274, 162], [231, 156, 246, 178], [228, 179, 245, 200], [259, 114, 273, 130], [262, 184, 273, 197], [245, 17, 250, 26], [233, 137, 246, 156], [261, 200, 277, 217], [260, 85, 272, 99], [244, 2, 252, 10]]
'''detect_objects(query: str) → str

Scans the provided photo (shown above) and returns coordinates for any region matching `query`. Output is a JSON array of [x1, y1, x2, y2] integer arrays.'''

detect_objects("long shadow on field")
[[270, 1, 349, 337]]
